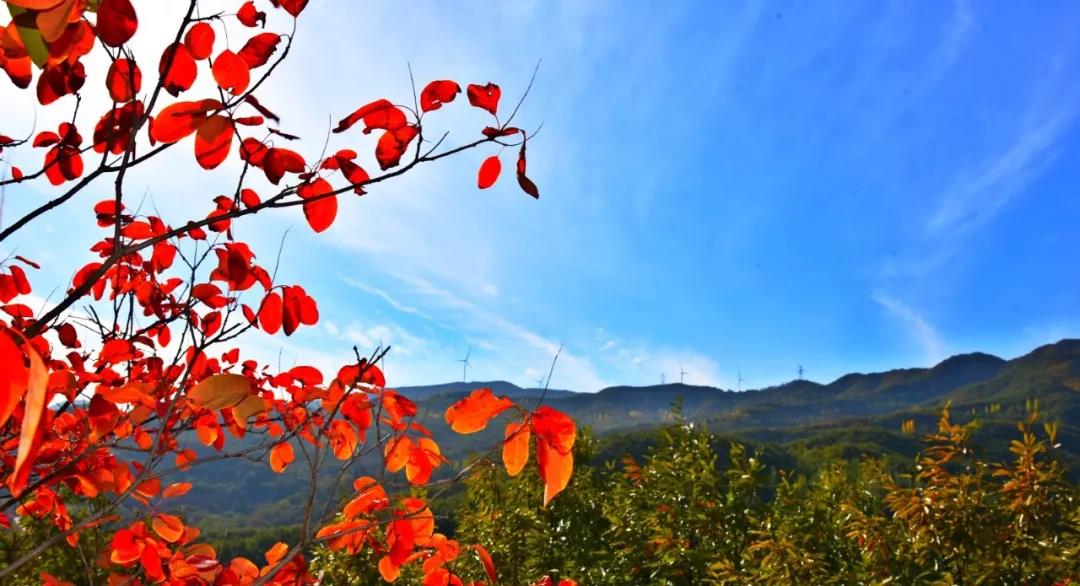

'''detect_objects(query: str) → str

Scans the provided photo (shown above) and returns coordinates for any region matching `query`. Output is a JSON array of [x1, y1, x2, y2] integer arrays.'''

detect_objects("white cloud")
[[927, 92, 1078, 235], [872, 291, 946, 364]]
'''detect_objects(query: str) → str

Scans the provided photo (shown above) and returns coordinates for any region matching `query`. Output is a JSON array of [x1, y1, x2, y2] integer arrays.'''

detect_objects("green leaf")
[[7, 5, 49, 68]]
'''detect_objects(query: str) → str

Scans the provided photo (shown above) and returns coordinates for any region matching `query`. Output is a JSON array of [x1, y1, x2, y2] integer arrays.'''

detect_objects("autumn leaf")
[[532, 406, 576, 505], [405, 437, 442, 485], [231, 393, 268, 427], [473, 544, 498, 585], [420, 80, 461, 112], [159, 42, 197, 96], [96, 0, 138, 47], [150, 99, 220, 143], [467, 82, 501, 115], [298, 178, 337, 233], [212, 49, 250, 94], [194, 115, 233, 169], [503, 421, 530, 477], [151, 513, 184, 543], [237, 32, 281, 68], [237, 2, 266, 27], [105, 58, 140, 102], [517, 141, 540, 199], [333, 99, 406, 134], [187, 373, 251, 410], [445, 388, 513, 434], [0, 331, 29, 429], [162, 482, 193, 498], [269, 441, 295, 473], [478, 155, 501, 189], [181, 22, 213, 61], [8, 337, 47, 496], [272, 0, 308, 17]]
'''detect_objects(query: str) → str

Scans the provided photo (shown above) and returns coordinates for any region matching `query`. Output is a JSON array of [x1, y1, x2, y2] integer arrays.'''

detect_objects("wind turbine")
[[737, 368, 747, 392], [797, 364, 804, 380], [457, 347, 472, 383], [535, 375, 545, 389], [660, 372, 666, 385], [679, 363, 688, 384]]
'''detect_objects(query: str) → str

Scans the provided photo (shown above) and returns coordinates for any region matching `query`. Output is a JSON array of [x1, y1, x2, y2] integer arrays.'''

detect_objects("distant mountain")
[[173, 339, 1080, 533], [395, 380, 576, 401]]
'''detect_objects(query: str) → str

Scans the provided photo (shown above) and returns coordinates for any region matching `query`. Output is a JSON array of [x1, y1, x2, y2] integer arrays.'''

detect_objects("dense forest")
[[5, 400, 1077, 584]]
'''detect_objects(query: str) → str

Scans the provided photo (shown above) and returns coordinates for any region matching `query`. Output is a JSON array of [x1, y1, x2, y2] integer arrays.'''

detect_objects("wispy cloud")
[[872, 291, 946, 364], [927, 94, 1078, 235], [340, 275, 439, 323]]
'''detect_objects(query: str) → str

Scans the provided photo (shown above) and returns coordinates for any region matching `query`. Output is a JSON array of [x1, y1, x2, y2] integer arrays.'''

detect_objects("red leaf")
[[159, 43, 197, 96], [262, 147, 305, 184], [420, 80, 461, 112], [482, 126, 520, 138], [516, 141, 539, 199], [212, 49, 251, 94], [477, 155, 501, 189], [333, 99, 406, 134], [237, 33, 281, 68], [36, 61, 85, 105], [105, 58, 140, 102], [96, 0, 138, 47], [271, 0, 308, 17], [244, 95, 279, 122], [237, 1, 267, 27], [467, 83, 501, 116], [298, 178, 337, 233], [150, 99, 221, 143], [183, 22, 215, 61], [194, 115, 234, 170], [375, 125, 418, 170]]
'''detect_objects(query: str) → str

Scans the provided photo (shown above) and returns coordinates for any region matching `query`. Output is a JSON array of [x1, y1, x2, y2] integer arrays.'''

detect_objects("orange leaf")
[[502, 421, 530, 477], [473, 544, 498, 584], [8, 338, 46, 496], [230, 557, 259, 581], [477, 155, 501, 189], [187, 373, 251, 410], [537, 437, 573, 507], [532, 406, 576, 506], [445, 388, 513, 434], [264, 541, 289, 565], [405, 437, 441, 485], [0, 331, 29, 429], [269, 441, 294, 473], [384, 435, 411, 473], [329, 419, 358, 460], [162, 482, 193, 498], [151, 513, 185, 543], [231, 393, 268, 427]]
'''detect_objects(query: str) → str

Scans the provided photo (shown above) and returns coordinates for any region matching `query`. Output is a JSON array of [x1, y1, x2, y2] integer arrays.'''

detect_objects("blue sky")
[[2, 1, 1079, 391]]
